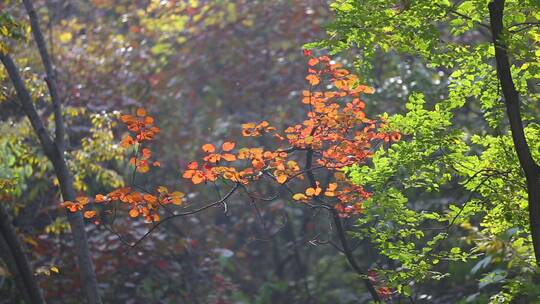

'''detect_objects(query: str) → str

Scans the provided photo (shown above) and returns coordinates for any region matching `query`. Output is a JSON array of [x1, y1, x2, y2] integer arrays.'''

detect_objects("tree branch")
[[23, 0, 65, 152], [108, 183, 240, 249], [0, 54, 56, 159], [330, 208, 381, 302], [303, 147, 381, 302]]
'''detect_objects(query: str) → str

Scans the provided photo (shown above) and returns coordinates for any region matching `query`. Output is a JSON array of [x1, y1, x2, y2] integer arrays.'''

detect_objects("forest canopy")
[[0, 0, 539, 303]]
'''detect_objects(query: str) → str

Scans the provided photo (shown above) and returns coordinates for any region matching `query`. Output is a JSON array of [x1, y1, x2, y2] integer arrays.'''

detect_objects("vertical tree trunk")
[[0, 204, 46, 304], [0, 53, 102, 304], [0, 1, 102, 300], [488, 0, 540, 265]]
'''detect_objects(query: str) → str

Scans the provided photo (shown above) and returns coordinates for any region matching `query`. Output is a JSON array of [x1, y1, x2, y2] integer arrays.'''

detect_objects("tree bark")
[[0, 13, 102, 301], [0, 204, 46, 304], [0, 54, 102, 304], [488, 0, 540, 265], [21, 3, 101, 301], [22, 0, 64, 152]]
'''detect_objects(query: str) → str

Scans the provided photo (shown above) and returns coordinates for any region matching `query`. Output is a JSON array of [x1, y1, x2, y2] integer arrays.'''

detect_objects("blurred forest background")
[[0, 0, 539, 303]]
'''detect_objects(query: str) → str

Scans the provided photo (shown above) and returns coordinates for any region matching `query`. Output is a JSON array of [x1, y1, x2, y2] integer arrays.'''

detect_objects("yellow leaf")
[[293, 193, 308, 200], [59, 32, 72, 43], [306, 187, 321, 196], [23, 236, 38, 247], [172, 191, 185, 198]]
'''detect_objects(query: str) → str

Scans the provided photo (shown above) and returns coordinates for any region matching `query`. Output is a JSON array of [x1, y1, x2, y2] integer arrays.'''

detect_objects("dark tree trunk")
[[0, 1, 102, 301], [0, 204, 46, 304], [488, 0, 540, 265]]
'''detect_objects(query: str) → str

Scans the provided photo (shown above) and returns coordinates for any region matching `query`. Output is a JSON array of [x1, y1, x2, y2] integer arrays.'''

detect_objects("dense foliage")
[[310, 0, 540, 302]]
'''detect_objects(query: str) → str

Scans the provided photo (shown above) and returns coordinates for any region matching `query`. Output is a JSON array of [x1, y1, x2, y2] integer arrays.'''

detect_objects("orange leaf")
[[95, 194, 108, 203], [319, 55, 330, 62], [221, 153, 236, 161], [120, 114, 134, 123], [192, 174, 204, 184], [171, 191, 184, 205], [137, 164, 149, 173], [305, 74, 320, 86], [353, 85, 375, 94], [144, 194, 157, 203], [83, 211, 96, 219], [144, 116, 154, 125], [120, 135, 135, 148], [324, 191, 336, 197], [77, 196, 89, 205], [363, 86, 375, 94], [222, 141, 235, 151], [307, 57, 319, 66], [252, 159, 265, 170], [276, 174, 287, 184], [202, 143, 216, 153], [136, 108, 146, 117], [206, 154, 220, 163], [142, 148, 151, 159], [187, 161, 198, 170], [306, 187, 322, 196], [129, 208, 139, 218], [182, 170, 195, 178]]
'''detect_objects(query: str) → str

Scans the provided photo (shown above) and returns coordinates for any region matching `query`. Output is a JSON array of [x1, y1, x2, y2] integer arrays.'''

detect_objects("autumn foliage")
[[64, 52, 399, 224]]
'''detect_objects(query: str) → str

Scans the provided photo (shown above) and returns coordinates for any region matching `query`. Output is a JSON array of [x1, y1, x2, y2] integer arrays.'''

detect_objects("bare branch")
[[111, 183, 241, 249], [23, 0, 65, 152]]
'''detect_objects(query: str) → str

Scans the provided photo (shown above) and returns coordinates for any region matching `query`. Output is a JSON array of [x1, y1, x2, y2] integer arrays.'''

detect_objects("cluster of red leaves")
[[59, 55, 399, 301], [182, 144, 295, 186], [181, 52, 400, 217], [62, 109, 184, 223], [120, 108, 160, 146], [62, 53, 400, 221]]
